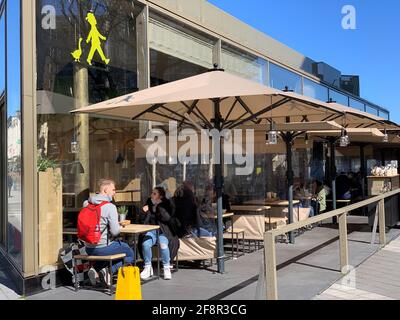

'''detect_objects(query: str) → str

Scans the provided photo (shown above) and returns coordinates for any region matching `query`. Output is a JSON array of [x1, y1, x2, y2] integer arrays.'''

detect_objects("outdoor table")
[[244, 199, 301, 224], [120, 224, 161, 279]]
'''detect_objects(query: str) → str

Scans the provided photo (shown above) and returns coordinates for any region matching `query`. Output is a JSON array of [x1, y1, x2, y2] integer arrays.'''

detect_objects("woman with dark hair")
[[172, 181, 202, 237], [139, 187, 179, 281]]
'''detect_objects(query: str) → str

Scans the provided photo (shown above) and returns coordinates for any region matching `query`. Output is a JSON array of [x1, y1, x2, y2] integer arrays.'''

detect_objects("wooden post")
[[74, 64, 90, 205], [338, 213, 349, 274], [379, 199, 386, 246], [264, 232, 278, 300]]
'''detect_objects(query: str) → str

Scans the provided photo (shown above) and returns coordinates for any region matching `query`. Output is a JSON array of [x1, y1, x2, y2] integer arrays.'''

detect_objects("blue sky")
[[208, 0, 400, 123]]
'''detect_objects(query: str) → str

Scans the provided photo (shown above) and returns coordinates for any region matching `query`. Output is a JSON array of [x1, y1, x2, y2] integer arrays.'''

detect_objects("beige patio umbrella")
[[71, 68, 393, 268]]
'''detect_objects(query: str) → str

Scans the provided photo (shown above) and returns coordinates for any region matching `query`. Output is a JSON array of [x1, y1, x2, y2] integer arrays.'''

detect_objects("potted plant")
[[118, 206, 128, 222]]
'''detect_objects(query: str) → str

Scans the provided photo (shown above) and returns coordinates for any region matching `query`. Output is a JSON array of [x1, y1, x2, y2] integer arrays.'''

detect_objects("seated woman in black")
[[172, 181, 202, 238], [138, 187, 179, 281]]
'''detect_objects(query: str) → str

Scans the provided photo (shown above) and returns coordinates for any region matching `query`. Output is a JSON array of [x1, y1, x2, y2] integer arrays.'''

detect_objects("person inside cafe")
[[82, 179, 135, 286], [311, 179, 327, 216], [336, 173, 352, 200], [197, 184, 217, 237], [294, 178, 314, 218], [139, 187, 179, 280], [172, 181, 202, 238]]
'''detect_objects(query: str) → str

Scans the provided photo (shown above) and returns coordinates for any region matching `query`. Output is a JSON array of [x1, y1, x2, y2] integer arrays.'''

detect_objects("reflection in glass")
[[303, 78, 328, 102], [269, 63, 302, 93], [0, 10, 5, 95], [7, 0, 22, 266], [36, 0, 143, 245], [349, 98, 365, 112], [365, 105, 379, 116], [221, 43, 268, 84], [379, 111, 389, 120], [329, 89, 349, 106], [150, 49, 208, 86]]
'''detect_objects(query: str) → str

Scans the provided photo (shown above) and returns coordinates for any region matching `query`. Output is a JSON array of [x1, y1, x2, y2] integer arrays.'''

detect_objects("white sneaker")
[[140, 265, 153, 280], [98, 268, 111, 286], [88, 267, 99, 286], [163, 266, 172, 280]]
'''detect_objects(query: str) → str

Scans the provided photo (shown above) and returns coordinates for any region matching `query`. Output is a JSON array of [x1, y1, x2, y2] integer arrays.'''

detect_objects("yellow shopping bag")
[[115, 266, 142, 300]]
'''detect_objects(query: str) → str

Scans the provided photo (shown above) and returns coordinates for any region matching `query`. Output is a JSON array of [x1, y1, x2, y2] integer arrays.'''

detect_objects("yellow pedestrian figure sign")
[[71, 12, 110, 66], [86, 12, 110, 65]]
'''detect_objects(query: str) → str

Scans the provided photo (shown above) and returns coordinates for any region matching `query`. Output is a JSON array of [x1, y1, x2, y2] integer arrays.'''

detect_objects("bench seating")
[[176, 237, 217, 262], [73, 253, 127, 296]]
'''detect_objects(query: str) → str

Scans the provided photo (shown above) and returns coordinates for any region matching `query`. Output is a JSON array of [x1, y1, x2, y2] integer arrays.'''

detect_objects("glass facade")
[[0, 4, 4, 95], [270, 63, 302, 93], [150, 49, 208, 86], [149, 16, 214, 71], [36, 0, 144, 250], [303, 78, 328, 102], [149, 14, 213, 86], [365, 105, 378, 116], [329, 89, 349, 106], [221, 43, 268, 84], [379, 110, 390, 120], [0, 1, 4, 248], [349, 98, 365, 112], [5, 0, 22, 266]]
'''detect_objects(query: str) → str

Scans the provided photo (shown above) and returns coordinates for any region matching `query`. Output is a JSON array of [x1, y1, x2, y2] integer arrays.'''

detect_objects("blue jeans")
[[190, 227, 215, 237], [85, 241, 135, 274], [142, 230, 170, 267], [299, 202, 315, 217]]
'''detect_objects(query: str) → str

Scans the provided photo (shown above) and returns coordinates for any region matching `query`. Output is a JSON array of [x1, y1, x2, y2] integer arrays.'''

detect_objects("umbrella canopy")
[[72, 70, 351, 128], [72, 70, 394, 133]]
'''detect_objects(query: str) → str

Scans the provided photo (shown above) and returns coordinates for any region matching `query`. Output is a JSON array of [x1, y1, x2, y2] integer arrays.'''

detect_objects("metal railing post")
[[264, 232, 278, 300], [338, 213, 349, 274], [379, 199, 386, 246]]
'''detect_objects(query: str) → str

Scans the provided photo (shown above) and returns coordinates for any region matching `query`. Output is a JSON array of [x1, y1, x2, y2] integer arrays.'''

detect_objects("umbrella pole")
[[213, 99, 225, 274], [329, 138, 337, 224], [360, 143, 367, 215], [284, 134, 295, 244]]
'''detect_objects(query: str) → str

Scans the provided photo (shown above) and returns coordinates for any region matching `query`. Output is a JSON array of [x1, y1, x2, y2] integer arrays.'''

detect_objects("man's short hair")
[[98, 179, 116, 192]]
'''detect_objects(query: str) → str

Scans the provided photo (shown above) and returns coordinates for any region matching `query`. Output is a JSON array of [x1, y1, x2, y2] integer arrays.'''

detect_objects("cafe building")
[[0, 0, 398, 295]]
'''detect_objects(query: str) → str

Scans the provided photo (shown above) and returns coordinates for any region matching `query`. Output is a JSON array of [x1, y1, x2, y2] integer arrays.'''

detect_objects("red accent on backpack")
[[77, 202, 108, 244]]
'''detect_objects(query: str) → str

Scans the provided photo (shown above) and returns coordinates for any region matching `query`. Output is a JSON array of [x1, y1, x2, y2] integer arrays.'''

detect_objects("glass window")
[[149, 15, 214, 70], [303, 78, 328, 102], [150, 49, 208, 86], [36, 1, 145, 252], [7, 0, 22, 266], [221, 43, 268, 84], [349, 98, 365, 112], [329, 89, 349, 106], [37, 0, 140, 108], [0, 8, 5, 95], [365, 105, 379, 116], [379, 110, 389, 120], [269, 63, 302, 93]]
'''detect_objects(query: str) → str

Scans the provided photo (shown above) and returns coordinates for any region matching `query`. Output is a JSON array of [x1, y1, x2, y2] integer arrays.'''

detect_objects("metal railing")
[[264, 188, 400, 300]]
